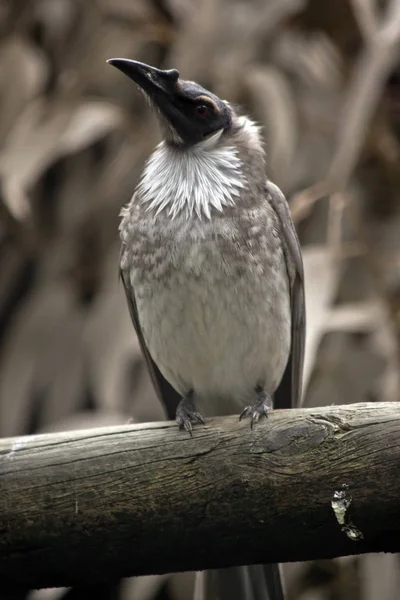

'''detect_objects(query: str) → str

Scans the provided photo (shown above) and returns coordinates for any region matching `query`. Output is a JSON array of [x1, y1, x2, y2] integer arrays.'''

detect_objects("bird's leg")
[[239, 386, 273, 428], [176, 390, 205, 434]]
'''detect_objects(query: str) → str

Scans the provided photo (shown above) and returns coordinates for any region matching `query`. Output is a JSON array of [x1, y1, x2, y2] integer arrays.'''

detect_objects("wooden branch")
[[1, 402, 400, 589]]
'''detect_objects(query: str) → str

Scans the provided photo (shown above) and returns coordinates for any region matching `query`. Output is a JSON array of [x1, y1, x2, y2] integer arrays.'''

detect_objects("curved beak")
[[107, 58, 179, 99], [108, 58, 188, 142], [109, 58, 214, 145]]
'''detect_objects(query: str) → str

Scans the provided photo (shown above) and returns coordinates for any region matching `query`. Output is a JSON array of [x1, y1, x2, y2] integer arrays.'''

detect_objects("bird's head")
[[107, 58, 233, 147]]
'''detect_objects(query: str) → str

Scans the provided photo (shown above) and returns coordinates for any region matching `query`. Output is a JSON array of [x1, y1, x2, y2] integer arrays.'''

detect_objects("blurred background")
[[1, 0, 400, 599]]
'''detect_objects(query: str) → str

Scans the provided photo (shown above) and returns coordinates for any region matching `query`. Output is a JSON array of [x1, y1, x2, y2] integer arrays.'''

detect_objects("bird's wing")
[[119, 266, 181, 420], [266, 180, 306, 409]]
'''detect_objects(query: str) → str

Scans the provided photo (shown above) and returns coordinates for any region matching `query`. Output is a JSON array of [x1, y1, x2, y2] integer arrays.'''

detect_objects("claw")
[[176, 393, 205, 434], [239, 390, 273, 428]]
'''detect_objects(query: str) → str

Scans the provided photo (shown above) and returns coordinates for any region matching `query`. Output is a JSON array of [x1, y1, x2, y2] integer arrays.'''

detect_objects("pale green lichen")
[[343, 525, 364, 541], [331, 484, 364, 541], [331, 486, 351, 525]]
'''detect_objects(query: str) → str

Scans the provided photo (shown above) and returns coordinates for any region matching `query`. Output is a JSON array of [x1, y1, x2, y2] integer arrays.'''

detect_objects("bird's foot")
[[176, 391, 205, 435], [239, 388, 273, 428]]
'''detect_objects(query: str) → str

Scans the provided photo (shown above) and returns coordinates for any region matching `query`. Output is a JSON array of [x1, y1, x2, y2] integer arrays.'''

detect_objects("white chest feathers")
[[137, 130, 247, 220]]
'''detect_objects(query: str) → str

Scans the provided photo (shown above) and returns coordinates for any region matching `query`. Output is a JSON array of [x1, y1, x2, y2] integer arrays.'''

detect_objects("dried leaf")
[[120, 575, 170, 600], [302, 245, 342, 394], [0, 283, 86, 436], [28, 588, 69, 600], [0, 99, 123, 219], [58, 101, 124, 156], [38, 410, 128, 433], [359, 554, 400, 600], [0, 36, 48, 141]]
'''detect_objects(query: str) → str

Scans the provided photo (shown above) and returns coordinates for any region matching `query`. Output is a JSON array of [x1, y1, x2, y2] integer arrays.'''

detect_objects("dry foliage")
[[1, 1, 400, 599]]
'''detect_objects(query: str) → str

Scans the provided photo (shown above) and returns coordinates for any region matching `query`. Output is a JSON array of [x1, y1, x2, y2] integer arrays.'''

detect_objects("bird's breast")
[[125, 212, 292, 414]]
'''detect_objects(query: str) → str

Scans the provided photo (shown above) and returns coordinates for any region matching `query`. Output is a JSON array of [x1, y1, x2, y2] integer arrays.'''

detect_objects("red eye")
[[194, 104, 210, 118]]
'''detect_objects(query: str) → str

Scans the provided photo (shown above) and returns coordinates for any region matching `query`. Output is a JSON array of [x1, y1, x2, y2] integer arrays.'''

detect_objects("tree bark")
[[1, 402, 400, 589]]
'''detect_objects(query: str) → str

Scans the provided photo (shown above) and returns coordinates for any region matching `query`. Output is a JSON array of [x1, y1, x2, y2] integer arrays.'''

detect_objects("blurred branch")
[[327, 191, 347, 255], [328, 0, 400, 187], [290, 181, 331, 223], [251, 0, 307, 41], [2, 403, 400, 589], [351, 0, 379, 43]]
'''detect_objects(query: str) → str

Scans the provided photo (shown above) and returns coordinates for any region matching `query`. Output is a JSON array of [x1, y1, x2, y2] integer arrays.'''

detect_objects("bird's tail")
[[194, 564, 286, 600]]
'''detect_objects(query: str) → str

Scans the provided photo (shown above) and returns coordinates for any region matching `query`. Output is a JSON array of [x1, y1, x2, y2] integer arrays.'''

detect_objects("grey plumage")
[[119, 120, 304, 419], [109, 58, 305, 600]]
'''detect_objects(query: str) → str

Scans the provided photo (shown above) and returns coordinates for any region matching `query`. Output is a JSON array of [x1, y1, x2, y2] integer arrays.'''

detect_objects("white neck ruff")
[[137, 130, 247, 220]]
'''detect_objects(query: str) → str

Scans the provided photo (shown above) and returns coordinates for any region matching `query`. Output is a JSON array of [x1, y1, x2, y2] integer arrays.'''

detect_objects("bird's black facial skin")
[[107, 58, 232, 146], [166, 80, 232, 145]]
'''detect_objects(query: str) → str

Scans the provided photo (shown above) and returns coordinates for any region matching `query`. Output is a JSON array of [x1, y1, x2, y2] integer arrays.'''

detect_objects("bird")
[[108, 57, 306, 600]]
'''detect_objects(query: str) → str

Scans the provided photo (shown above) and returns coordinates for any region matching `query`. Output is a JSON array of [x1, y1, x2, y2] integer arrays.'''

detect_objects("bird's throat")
[[137, 137, 247, 220]]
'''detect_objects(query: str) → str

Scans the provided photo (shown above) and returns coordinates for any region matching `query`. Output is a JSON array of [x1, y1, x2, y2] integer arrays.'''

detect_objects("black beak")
[[107, 58, 179, 100], [107, 58, 188, 142], [107, 58, 222, 145]]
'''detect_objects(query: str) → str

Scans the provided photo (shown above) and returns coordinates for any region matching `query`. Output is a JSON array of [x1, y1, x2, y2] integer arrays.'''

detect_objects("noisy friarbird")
[[108, 57, 306, 600]]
